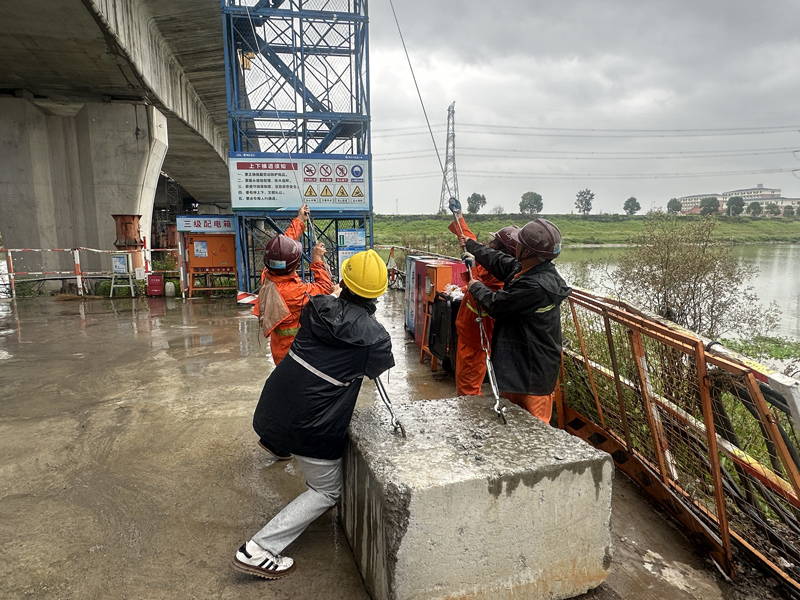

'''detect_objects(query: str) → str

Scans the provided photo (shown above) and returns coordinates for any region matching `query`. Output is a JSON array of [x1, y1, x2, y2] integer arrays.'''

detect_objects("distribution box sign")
[[176, 216, 236, 233], [337, 228, 367, 281], [338, 228, 366, 248], [229, 152, 370, 211]]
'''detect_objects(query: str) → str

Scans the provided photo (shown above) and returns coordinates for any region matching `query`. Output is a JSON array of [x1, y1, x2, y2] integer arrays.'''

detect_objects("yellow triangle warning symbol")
[[320, 185, 333, 197], [336, 186, 349, 198], [304, 185, 317, 197], [351, 186, 364, 198]]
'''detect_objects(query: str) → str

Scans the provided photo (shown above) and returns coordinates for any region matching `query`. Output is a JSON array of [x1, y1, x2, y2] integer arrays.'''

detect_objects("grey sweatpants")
[[251, 454, 342, 555]]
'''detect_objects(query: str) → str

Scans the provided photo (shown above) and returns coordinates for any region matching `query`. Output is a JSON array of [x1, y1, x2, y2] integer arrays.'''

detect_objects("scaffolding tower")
[[221, 0, 372, 292]]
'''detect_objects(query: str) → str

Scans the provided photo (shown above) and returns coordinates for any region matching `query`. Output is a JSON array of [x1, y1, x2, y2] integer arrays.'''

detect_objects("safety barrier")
[[1, 246, 179, 298], [558, 288, 800, 596]]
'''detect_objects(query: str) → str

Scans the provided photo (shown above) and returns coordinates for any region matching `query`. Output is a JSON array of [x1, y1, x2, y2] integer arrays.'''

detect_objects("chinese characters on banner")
[[229, 153, 369, 211], [176, 217, 236, 233]]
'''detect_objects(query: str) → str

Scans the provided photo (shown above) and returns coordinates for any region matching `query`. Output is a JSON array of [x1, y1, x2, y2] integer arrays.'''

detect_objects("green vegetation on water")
[[374, 213, 800, 248]]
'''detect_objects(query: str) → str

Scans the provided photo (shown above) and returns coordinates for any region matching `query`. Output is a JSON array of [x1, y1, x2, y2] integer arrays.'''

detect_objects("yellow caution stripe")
[[274, 326, 300, 336]]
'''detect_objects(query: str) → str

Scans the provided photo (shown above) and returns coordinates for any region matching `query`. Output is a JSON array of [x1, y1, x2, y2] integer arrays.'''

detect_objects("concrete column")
[[0, 97, 168, 278]]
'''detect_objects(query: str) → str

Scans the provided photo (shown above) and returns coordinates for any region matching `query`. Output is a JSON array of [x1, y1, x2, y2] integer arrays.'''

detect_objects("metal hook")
[[375, 376, 406, 438]]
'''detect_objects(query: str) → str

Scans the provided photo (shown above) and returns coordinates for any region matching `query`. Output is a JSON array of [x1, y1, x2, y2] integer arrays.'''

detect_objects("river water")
[[558, 244, 800, 340]]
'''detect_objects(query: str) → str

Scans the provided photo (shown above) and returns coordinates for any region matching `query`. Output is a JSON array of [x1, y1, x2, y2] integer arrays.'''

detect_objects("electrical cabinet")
[[185, 234, 237, 297]]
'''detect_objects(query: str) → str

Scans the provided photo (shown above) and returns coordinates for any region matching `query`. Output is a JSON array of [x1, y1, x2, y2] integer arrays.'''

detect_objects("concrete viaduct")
[[0, 0, 231, 261]]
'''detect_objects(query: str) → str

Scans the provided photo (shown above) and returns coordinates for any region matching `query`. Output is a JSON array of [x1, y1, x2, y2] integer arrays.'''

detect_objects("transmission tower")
[[438, 101, 459, 213]]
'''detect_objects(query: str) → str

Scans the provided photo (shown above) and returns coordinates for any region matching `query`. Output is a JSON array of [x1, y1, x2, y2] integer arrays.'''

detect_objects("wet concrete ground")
[[0, 291, 775, 599]]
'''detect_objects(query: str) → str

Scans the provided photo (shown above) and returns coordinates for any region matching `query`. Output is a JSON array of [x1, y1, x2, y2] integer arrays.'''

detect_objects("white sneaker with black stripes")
[[231, 540, 296, 579]]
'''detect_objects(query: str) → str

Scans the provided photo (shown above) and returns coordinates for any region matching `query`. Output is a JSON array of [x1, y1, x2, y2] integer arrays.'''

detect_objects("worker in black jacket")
[[461, 218, 571, 423], [232, 249, 394, 580]]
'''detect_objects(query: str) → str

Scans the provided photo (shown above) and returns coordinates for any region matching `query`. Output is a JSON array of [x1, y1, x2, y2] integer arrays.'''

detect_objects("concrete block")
[[341, 397, 613, 600]]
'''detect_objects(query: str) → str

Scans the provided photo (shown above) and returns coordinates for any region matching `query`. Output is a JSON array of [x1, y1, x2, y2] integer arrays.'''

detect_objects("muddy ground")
[[0, 292, 787, 599]]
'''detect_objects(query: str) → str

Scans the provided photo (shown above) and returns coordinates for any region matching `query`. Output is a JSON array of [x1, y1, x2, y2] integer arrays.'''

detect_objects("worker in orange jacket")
[[447, 211, 518, 396], [253, 205, 333, 365]]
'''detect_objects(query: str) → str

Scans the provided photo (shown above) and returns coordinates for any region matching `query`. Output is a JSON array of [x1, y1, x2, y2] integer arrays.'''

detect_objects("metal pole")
[[7, 251, 16, 299], [177, 234, 186, 299], [694, 342, 733, 574], [73, 249, 84, 296]]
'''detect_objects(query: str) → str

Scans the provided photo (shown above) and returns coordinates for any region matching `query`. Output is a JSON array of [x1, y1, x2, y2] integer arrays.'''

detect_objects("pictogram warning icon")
[[351, 186, 364, 198], [320, 185, 333, 197], [305, 185, 317, 197], [336, 186, 349, 197]]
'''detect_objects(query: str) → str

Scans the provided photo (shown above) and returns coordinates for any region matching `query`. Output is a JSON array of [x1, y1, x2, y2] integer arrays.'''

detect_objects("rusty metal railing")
[[558, 288, 800, 597]]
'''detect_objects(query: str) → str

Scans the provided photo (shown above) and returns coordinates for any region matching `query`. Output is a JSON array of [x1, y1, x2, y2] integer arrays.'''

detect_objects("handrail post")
[[569, 298, 606, 429], [603, 311, 633, 452], [627, 328, 677, 482], [745, 372, 800, 500], [694, 342, 733, 574]]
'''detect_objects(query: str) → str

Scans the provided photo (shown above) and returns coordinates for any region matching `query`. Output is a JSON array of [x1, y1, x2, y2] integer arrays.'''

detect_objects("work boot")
[[258, 438, 292, 461], [232, 540, 295, 579]]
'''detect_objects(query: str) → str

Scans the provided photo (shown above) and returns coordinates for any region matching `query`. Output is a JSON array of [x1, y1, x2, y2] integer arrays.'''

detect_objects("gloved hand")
[[461, 252, 475, 268], [448, 197, 462, 213], [311, 241, 327, 263]]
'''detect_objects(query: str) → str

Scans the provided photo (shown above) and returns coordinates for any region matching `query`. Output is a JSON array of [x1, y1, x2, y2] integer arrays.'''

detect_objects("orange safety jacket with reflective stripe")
[[447, 217, 503, 347], [252, 218, 334, 364]]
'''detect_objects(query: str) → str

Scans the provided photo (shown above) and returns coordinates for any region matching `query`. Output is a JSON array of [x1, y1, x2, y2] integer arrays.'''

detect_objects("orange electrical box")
[[187, 235, 236, 269], [186, 234, 237, 297], [425, 261, 453, 302]]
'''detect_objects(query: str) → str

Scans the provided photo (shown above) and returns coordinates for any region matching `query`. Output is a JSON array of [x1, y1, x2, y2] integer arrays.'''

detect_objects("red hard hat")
[[490, 225, 520, 254], [511, 218, 562, 260], [263, 234, 302, 273]]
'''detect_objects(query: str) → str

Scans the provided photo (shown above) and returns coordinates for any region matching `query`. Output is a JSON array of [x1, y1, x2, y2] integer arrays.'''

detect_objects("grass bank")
[[374, 213, 800, 249]]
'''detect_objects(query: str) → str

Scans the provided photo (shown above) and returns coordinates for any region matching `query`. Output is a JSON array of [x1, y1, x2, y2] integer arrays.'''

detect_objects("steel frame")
[[221, 0, 369, 155], [234, 209, 370, 291], [222, 1, 372, 292], [559, 288, 800, 597]]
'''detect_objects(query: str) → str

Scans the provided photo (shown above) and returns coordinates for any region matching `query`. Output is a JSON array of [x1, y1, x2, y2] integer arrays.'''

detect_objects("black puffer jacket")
[[253, 293, 395, 460], [466, 239, 572, 396]]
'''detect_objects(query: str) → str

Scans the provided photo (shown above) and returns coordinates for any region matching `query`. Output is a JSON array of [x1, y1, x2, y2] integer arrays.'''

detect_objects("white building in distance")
[[678, 184, 798, 213]]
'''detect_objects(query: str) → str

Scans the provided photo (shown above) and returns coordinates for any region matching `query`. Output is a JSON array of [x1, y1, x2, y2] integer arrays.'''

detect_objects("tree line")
[[460, 190, 796, 217]]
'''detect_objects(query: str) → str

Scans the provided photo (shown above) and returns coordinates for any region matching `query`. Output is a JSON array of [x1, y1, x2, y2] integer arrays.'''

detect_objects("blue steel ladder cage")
[[221, 0, 372, 292]]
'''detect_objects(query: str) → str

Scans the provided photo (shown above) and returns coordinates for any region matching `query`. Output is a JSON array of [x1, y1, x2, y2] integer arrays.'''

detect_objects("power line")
[[372, 123, 800, 139], [373, 167, 799, 182], [372, 147, 799, 161]]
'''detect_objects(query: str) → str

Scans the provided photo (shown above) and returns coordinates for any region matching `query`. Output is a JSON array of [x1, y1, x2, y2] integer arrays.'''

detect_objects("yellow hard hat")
[[341, 249, 388, 298]]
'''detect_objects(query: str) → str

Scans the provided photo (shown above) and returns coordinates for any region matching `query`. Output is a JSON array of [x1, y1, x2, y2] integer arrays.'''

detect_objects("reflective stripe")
[[288, 350, 351, 387], [469, 299, 554, 314], [274, 326, 300, 336]]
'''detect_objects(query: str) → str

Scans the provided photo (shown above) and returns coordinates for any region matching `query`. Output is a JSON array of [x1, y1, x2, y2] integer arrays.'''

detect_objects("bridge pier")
[[0, 97, 167, 274]]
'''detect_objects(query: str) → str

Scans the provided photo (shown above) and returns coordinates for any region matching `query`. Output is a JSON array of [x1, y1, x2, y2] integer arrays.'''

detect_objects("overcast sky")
[[365, 0, 800, 215]]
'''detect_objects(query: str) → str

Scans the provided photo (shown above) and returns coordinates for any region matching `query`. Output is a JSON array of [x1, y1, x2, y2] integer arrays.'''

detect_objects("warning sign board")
[[229, 152, 369, 210]]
